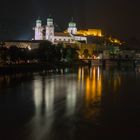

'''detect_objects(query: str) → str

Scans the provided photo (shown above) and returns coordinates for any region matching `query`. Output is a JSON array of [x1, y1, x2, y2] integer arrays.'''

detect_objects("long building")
[[1, 17, 103, 50], [33, 16, 102, 44]]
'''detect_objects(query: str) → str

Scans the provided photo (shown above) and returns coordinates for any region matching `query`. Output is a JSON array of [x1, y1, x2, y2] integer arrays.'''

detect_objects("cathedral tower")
[[46, 16, 54, 42], [67, 18, 77, 35], [34, 19, 44, 40]]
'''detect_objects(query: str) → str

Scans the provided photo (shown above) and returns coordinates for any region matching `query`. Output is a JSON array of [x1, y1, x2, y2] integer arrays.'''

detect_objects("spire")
[[47, 14, 54, 26], [48, 14, 52, 18], [36, 17, 42, 27], [37, 16, 41, 20], [71, 17, 74, 22], [36, 16, 42, 23], [68, 17, 77, 34], [68, 17, 76, 27], [47, 14, 53, 21]]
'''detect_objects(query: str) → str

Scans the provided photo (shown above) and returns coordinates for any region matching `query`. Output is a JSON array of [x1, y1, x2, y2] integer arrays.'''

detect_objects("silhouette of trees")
[[37, 41, 62, 62], [9, 45, 21, 63], [0, 41, 80, 65], [65, 46, 79, 61], [37, 42, 78, 63], [83, 49, 90, 59], [0, 46, 9, 63]]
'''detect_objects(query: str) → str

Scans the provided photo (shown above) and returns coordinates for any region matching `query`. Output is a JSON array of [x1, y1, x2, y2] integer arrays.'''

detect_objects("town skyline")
[[0, 0, 140, 40]]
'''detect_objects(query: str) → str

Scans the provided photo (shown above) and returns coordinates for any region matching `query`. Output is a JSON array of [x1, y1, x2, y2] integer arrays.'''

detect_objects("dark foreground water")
[[0, 66, 140, 140]]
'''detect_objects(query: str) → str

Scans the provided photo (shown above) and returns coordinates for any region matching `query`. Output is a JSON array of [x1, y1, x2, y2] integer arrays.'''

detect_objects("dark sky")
[[0, 0, 140, 40]]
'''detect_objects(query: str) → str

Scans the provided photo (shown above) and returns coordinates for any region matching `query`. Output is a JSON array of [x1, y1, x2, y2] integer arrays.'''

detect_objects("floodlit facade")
[[34, 19, 44, 40], [77, 29, 102, 37], [34, 17, 102, 44], [67, 21, 77, 35], [46, 18, 54, 42]]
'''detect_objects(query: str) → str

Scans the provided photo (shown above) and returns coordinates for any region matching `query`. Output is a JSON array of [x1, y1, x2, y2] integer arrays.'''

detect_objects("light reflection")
[[85, 67, 102, 105], [1, 67, 140, 140], [34, 78, 42, 116], [113, 75, 121, 92], [103, 68, 122, 92], [78, 67, 85, 88], [45, 80, 54, 116], [33, 76, 55, 139], [77, 67, 103, 120], [77, 66, 102, 121], [66, 80, 77, 115], [34, 77, 54, 117], [77, 66, 123, 119]]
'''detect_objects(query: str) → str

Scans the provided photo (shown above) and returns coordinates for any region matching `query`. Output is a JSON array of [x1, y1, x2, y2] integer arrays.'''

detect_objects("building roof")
[[73, 34, 86, 37], [2, 40, 51, 43], [54, 32, 71, 37], [68, 22, 76, 27]]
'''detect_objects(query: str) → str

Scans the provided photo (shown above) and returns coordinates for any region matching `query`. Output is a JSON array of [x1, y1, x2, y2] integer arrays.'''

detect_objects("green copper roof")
[[36, 19, 42, 23], [47, 18, 53, 23], [69, 22, 76, 27]]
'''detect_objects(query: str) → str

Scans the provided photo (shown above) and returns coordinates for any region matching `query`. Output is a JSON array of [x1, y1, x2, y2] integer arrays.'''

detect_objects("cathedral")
[[34, 17, 102, 44]]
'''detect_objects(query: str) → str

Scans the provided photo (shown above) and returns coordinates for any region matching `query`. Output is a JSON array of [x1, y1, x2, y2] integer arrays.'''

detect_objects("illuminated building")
[[33, 16, 102, 44], [67, 19, 77, 35], [77, 29, 102, 37], [33, 17, 83, 44], [34, 19, 44, 40], [109, 37, 122, 45], [46, 17, 54, 42]]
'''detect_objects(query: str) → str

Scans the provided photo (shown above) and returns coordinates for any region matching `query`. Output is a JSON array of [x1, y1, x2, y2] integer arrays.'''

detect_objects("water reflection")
[[0, 67, 140, 140], [33, 76, 55, 140], [77, 66, 124, 121], [0, 73, 34, 89], [102, 67, 122, 93], [77, 67, 102, 121], [85, 67, 102, 104], [66, 78, 77, 116]]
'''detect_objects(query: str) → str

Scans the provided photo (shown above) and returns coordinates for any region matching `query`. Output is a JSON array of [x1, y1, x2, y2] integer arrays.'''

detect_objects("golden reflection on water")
[[78, 67, 123, 105], [77, 66, 123, 119], [78, 67, 102, 104], [78, 67, 103, 119], [113, 75, 121, 92], [85, 67, 102, 105]]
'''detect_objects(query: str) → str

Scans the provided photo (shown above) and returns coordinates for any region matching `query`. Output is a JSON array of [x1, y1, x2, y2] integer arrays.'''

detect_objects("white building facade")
[[34, 17, 87, 44], [34, 19, 44, 40]]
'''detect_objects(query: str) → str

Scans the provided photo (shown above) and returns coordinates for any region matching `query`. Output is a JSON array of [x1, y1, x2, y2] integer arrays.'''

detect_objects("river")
[[0, 66, 140, 140]]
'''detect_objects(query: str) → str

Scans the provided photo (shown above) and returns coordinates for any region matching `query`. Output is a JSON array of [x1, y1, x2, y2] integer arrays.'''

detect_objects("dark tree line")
[[37, 41, 78, 62], [0, 41, 78, 64]]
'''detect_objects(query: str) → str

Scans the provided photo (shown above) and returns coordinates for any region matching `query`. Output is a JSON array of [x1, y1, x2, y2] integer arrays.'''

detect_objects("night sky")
[[0, 0, 140, 40]]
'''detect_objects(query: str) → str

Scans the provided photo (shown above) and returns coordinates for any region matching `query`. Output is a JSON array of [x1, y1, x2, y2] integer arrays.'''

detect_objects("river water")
[[0, 66, 140, 140]]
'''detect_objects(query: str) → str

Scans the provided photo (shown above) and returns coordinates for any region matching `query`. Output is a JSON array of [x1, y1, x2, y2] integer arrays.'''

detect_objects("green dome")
[[36, 19, 42, 23], [69, 22, 76, 27], [47, 18, 53, 22]]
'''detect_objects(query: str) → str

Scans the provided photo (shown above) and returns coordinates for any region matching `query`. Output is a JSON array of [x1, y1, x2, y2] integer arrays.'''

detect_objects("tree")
[[0, 46, 9, 63], [9, 45, 20, 63], [83, 49, 90, 59], [66, 46, 78, 61], [38, 41, 52, 62]]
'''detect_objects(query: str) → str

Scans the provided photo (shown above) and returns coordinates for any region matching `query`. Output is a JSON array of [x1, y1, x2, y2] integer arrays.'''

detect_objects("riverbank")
[[0, 61, 90, 74]]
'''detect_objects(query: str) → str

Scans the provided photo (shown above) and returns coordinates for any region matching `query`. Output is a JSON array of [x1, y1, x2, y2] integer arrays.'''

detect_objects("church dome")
[[47, 16, 54, 26], [47, 18, 53, 22], [69, 22, 76, 27], [36, 19, 42, 24]]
